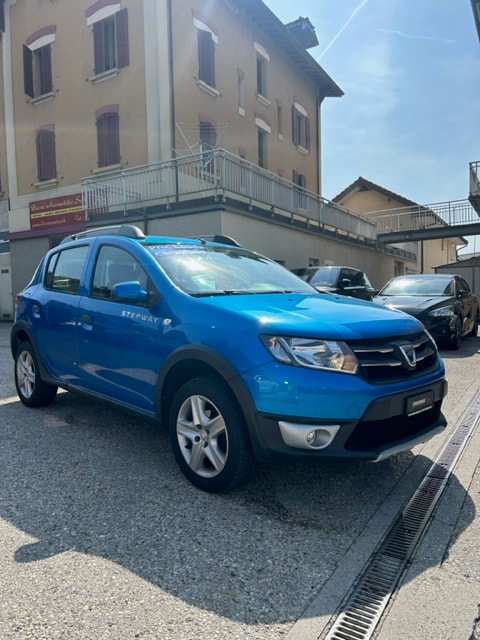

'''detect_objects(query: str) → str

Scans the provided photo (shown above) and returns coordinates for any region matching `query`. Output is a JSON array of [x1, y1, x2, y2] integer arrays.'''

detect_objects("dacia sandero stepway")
[[11, 225, 448, 492]]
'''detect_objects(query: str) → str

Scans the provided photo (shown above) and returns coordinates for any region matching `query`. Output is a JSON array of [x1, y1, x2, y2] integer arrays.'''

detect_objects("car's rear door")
[[32, 244, 89, 382]]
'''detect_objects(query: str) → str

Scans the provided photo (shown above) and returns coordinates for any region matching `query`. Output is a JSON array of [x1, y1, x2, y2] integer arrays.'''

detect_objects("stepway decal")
[[121, 310, 158, 323]]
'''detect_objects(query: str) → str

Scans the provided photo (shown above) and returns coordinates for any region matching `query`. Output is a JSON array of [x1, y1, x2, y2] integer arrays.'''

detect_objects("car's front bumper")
[[248, 379, 447, 463]]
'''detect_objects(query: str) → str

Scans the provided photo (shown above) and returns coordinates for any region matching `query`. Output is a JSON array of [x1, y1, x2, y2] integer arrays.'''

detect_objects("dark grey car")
[[373, 273, 479, 349], [292, 266, 376, 300]]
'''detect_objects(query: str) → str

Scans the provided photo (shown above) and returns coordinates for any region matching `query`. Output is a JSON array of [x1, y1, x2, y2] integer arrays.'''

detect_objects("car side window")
[[350, 270, 365, 287], [45, 245, 89, 294], [91, 245, 148, 301], [457, 277, 470, 294], [341, 269, 359, 287]]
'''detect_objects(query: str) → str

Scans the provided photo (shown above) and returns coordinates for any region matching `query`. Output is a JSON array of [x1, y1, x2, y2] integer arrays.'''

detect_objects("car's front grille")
[[345, 401, 443, 452], [349, 330, 439, 384]]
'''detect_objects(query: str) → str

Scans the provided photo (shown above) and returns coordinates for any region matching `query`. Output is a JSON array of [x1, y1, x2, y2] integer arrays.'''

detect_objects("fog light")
[[306, 428, 336, 449], [279, 422, 340, 450]]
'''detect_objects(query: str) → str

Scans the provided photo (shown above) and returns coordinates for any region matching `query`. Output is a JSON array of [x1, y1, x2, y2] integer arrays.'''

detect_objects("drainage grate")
[[323, 389, 480, 640]]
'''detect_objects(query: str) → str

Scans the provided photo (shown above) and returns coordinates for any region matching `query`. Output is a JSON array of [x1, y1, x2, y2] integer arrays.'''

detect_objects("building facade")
[[0, 0, 432, 315]]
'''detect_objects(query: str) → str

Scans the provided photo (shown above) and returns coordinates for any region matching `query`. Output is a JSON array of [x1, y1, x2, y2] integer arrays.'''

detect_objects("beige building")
[[0, 0, 439, 314]]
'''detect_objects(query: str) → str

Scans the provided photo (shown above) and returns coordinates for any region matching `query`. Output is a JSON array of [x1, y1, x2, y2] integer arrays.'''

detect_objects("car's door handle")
[[80, 314, 93, 327]]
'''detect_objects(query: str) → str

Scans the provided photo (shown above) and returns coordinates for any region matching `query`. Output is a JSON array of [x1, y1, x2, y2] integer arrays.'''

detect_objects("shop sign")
[[29, 193, 85, 231]]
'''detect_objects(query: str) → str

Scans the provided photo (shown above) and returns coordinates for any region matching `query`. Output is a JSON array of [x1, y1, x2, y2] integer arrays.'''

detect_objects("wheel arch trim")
[[156, 344, 262, 450], [11, 321, 56, 385]]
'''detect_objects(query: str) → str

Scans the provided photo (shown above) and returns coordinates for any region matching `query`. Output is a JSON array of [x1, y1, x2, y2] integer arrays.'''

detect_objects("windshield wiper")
[[191, 289, 298, 297]]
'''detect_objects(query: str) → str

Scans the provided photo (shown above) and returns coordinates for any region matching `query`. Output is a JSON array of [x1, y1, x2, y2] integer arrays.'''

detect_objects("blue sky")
[[263, 0, 480, 210]]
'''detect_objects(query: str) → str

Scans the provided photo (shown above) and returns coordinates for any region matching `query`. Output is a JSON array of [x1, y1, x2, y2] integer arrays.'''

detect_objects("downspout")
[[4, 0, 19, 207], [167, 0, 179, 204], [316, 96, 322, 196]]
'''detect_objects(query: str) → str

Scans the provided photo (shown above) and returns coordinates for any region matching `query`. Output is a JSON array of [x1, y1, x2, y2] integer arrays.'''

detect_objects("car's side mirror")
[[339, 278, 351, 289], [112, 281, 149, 304]]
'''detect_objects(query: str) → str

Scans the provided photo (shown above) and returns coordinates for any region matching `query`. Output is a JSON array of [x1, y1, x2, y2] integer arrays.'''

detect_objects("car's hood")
[[200, 292, 423, 340], [372, 295, 450, 314]]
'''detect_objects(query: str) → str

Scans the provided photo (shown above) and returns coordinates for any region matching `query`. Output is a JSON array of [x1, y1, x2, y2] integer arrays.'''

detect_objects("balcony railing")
[[82, 148, 378, 244], [373, 199, 479, 234]]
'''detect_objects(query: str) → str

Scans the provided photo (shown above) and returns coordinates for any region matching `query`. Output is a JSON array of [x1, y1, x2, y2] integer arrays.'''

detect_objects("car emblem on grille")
[[397, 343, 417, 370]]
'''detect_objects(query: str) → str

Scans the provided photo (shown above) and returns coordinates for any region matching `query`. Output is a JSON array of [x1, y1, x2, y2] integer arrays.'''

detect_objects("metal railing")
[[82, 148, 378, 243], [373, 199, 479, 235]]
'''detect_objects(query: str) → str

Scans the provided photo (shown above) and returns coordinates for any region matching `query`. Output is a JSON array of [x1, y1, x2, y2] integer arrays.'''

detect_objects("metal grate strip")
[[323, 389, 480, 640]]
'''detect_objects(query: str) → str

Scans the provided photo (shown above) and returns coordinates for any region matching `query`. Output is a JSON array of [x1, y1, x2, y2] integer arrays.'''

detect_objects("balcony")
[[469, 161, 480, 212], [82, 148, 379, 246]]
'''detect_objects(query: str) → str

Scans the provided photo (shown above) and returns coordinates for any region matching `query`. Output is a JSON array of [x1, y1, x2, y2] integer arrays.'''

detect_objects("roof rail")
[[193, 234, 242, 247], [60, 224, 145, 244], [213, 234, 242, 246]]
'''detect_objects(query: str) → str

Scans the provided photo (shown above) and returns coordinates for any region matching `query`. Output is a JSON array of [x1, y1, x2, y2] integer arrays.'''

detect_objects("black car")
[[292, 266, 376, 300], [373, 273, 479, 349]]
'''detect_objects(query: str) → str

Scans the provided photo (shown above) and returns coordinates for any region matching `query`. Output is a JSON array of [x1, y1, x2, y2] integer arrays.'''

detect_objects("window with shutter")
[[291, 104, 311, 153], [293, 171, 307, 209], [258, 130, 266, 168], [200, 121, 216, 150], [23, 42, 53, 99], [36, 127, 57, 182], [256, 57, 267, 97], [198, 29, 215, 87], [96, 111, 120, 168], [199, 120, 216, 172], [92, 8, 129, 76]]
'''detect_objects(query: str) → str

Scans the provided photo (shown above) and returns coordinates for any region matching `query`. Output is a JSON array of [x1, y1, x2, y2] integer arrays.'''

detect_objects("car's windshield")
[[380, 276, 455, 297], [146, 244, 314, 295]]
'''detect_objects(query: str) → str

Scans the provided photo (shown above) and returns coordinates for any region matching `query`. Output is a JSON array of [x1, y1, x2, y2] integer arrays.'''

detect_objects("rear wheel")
[[14, 342, 58, 407], [169, 376, 254, 492]]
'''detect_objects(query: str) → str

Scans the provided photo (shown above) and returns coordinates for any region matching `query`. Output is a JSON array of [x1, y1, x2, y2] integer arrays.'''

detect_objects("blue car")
[[11, 225, 447, 492]]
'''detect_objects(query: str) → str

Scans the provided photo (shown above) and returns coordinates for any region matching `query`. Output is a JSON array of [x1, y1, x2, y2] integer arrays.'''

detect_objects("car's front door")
[[456, 276, 477, 333], [76, 245, 163, 414]]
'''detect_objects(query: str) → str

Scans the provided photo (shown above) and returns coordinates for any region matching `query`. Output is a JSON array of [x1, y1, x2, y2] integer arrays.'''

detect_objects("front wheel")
[[14, 342, 58, 407], [169, 376, 254, 492], [445, 316, 463, 351]]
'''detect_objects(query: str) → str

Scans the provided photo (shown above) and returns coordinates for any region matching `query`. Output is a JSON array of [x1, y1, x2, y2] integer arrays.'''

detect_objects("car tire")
[[448, 316, 462, 350], [14, 342, 58, 407], [169, 376, 254, 492]]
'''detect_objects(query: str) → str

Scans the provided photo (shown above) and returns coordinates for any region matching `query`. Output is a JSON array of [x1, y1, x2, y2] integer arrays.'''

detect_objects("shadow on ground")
[[0, 389, 474, 626]]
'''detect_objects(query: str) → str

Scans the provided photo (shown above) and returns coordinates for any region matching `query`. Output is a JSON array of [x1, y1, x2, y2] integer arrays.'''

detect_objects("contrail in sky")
[[378, 28, 454, 44], [316, 0, 369, 61]]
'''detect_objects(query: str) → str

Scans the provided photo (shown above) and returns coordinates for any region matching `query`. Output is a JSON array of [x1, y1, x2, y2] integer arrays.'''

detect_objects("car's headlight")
[[260, 336, 358, 373], [429, 305, 455, 317]]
